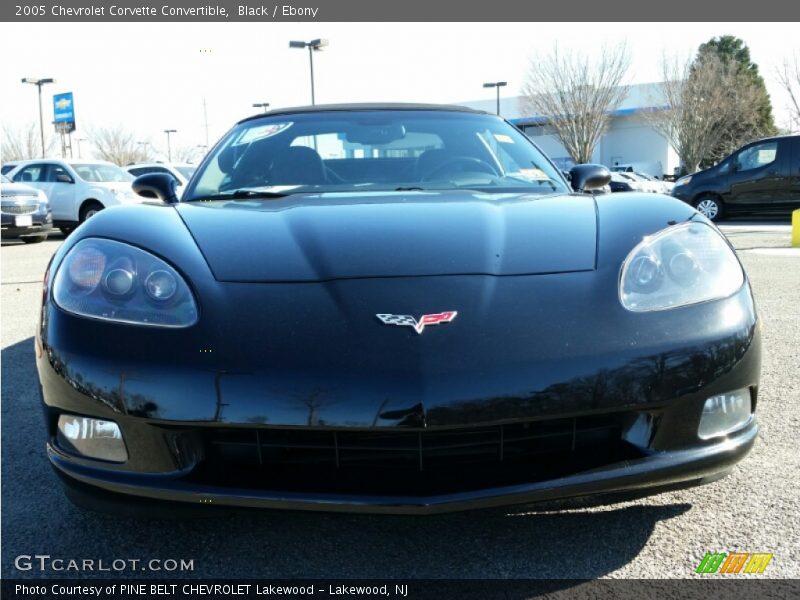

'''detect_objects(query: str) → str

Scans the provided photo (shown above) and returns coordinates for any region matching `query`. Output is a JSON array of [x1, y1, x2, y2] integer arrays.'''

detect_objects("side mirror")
[[132, 173, 179, 204], [569, 164, 611, 193], [56, 173, 73, 184]]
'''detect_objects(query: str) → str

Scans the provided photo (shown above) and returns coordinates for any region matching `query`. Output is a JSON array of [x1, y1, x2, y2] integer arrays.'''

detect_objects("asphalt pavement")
[[1, 221, 798, 580]]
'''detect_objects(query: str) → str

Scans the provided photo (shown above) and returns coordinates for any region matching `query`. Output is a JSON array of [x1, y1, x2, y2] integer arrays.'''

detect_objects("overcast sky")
[[1, 22, 798, 160]]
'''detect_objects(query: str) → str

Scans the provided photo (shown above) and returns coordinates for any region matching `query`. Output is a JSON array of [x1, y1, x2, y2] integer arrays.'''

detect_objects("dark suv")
[[671, 134, 800, 221]]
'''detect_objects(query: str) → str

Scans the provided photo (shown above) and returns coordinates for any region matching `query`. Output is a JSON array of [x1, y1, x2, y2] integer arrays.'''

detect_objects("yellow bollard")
[[794, 209, 800, 248]]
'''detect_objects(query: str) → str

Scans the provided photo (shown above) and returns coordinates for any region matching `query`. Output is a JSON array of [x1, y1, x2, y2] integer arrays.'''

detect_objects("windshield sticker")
[[493, 133, 515, 144], [236, 122, 293, 144], [518, 168, 550, 181]]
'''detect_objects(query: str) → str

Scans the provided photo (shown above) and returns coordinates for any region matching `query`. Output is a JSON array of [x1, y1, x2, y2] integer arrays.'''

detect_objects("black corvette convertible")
[[36, 104, 760, 514]]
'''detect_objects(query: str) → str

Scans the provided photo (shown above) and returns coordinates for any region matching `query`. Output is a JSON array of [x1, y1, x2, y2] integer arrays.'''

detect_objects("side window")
[[735, 141, 778, 172], [128, 167, 148, 177], [46, 165, 73, 183], [14, 164, 46, 183]]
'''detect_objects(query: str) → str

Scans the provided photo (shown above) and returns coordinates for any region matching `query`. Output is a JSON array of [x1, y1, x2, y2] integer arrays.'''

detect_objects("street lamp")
[[136, 141, 150, 161], [76, 137, 88, 159], [252, 102, 270, 113], [483, 81, 507, 116], [21, 77, 55, 158], [163, 129, 177, 162], [289, 39, 328, 105]]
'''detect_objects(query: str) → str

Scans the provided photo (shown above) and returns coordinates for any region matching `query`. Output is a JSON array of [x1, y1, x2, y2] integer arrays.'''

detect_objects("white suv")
[[4, 159, 145, 234]]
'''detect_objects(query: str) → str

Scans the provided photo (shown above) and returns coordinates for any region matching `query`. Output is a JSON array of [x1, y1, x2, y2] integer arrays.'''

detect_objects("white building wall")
[[522, 116, 677, 177], [599, 116, 678, 177], [458, 84, 682, 177]]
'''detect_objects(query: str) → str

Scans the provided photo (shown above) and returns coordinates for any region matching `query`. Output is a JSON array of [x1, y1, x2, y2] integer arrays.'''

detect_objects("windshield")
[[175, 166, 197, 180], [73, 163, 134, 183], [185, 110, 569, 200]]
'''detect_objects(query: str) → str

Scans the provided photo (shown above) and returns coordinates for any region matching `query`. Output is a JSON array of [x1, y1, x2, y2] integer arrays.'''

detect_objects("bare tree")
[[521, 44, 630, 164], [2, 122, 56, 161], [170, 145, 201, 164], [777, 54, 800, 131], [89, 126, 154, 166], [645, 54, 768, 174]]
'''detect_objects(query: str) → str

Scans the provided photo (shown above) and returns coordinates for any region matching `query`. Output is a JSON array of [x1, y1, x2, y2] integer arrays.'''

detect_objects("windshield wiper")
[[187, 189, 293, 202]]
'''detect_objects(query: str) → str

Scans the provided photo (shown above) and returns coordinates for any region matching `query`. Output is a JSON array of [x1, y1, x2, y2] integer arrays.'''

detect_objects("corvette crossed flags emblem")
[[376, 311, 458, 334]]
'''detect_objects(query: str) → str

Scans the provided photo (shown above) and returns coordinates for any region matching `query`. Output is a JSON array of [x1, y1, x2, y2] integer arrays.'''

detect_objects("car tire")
[[59, 227, 75, 236], [80, 201, 104, 223], [22, 235, 47, 244], [694, 195, 724, 222]]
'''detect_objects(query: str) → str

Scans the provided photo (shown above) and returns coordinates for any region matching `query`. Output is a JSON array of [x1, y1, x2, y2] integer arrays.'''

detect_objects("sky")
[[1, 22, 798, 160]]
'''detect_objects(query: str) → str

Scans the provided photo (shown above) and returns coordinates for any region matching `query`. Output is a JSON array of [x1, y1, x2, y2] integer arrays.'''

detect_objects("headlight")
[[37, 190, 49, 211], [53, 238, 198, 327], [619, 221, 744, 312], [675, 175, 692, 186]]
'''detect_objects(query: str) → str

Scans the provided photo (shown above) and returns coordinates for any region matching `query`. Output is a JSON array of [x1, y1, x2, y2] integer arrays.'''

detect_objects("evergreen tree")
[[696, 36, 777, 166]]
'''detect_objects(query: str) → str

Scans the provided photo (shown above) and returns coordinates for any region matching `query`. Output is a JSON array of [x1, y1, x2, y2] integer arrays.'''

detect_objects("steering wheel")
[[421, 156, 500, 181]]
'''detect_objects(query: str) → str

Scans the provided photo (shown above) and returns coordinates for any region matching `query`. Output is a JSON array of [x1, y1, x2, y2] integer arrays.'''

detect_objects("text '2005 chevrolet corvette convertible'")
[[36, 104, 760, 514]]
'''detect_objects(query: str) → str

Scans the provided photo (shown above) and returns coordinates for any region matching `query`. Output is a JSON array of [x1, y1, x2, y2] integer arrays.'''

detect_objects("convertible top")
[[238, 103, 488, 124]]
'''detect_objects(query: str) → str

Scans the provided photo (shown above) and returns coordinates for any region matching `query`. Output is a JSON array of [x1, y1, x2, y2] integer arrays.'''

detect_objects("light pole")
[[163, 129, 176, 162], [21, 77, 55, 158], [252, 102, 270, 113], [289, 39, 328, 105], [136, 141, 150, 161], [76, 137, 88, 159], [483, 81, 507, 116]]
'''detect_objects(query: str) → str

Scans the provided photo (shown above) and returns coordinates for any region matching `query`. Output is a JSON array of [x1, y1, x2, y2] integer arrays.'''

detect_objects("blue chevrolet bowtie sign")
[[53, 92, 75, 124]]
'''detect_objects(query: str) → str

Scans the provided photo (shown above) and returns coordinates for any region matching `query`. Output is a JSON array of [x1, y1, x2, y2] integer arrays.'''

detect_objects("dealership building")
[[460, 83, 680, 178]]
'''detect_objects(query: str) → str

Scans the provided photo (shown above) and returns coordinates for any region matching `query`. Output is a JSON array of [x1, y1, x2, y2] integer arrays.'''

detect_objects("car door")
[[726, 139, 788, 212], [43, 163, 78, 221]]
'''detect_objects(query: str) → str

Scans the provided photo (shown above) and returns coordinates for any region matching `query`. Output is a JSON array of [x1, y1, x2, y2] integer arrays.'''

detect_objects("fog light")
[[57, 415, 128, 462], [698, 389, 752, 439]]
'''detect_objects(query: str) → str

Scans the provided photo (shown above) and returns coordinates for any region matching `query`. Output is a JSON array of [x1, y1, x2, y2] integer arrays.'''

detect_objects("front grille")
[[1, 198, 39, 214], [189, 414, 643, 496]]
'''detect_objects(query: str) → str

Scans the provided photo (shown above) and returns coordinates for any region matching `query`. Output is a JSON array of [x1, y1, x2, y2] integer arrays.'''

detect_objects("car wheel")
[[59, 227, 75, 236], [22, 235, 47, 244], [694, 195, 724, 221], [80, 201, 104, 222]]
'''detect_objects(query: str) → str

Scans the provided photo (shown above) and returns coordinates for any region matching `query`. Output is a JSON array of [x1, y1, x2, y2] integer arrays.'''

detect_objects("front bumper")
[[1, 211, 53, 238], [48, 418, 757, 514]]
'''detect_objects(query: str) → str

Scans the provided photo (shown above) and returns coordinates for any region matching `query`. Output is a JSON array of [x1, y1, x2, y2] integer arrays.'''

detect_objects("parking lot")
[[1, 221, 798, 579]]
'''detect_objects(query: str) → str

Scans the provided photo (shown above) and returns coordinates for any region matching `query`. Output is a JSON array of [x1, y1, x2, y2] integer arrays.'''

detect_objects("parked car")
[[4, 159, 144, 235], [39, 103, 759, 515], [0, 174, 52, 243], [672, 134, 800, 221], [124, 162, 197, 200], [608, 172, 637, 193], [635, 172, 674, 195], [621, 172, 660, 193], [611, 161, 664, 180]]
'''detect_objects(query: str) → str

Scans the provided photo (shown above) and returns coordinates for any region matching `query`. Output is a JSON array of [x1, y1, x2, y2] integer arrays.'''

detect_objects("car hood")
[[176, 191, 597, 282], [0, 182, 41, 197]]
